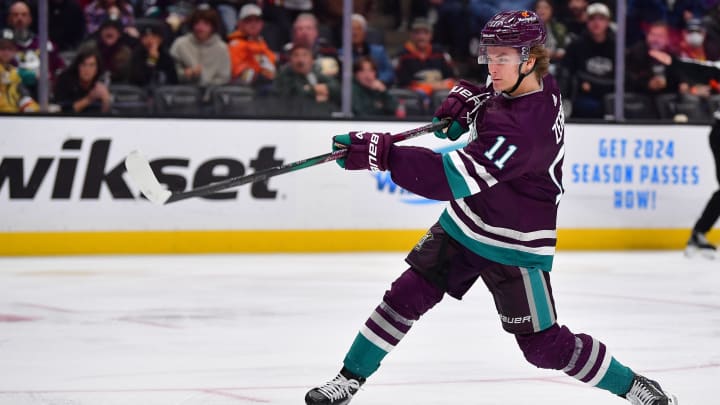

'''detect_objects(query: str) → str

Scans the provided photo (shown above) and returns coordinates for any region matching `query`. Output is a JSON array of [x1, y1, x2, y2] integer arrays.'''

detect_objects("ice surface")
[[0, 252, 717, 404]]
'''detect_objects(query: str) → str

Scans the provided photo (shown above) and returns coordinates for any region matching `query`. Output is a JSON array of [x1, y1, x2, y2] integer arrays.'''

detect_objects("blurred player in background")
[[305, 10, 679, 405], [650, 49, 720, 259]]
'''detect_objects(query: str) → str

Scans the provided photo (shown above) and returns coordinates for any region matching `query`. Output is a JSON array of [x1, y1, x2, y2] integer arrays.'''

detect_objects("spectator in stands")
[[431, 0, 473, 61], [563, 0, 589, 41], [535, 0, 568, 64], [626, 0, 705, 36], [54, 46, 112, 113], [468, 0, 536, 26], [379, 0, 430, 32], [394, 18, 456, 103], [6, 0, 66, 91], [626, 21, 681, 97], [170, 5, 231, 87], [562, 2, 616, 118], [675, 19, 715, 98], [140, 0, 194, 36], [341, 13, 393, 86], [262, 0, 312, 46], [0, 28, 38, 112], [351, 56, 397, 117], [227, 3, 276, 89], [679, 18, 709, 61], [85, 17, 133, 83], [84, 0, 136, 36], [128, 22, 177, 87], [210, 0, 244, 36], [280, 12, 338, 78], [705, 3, 720, 61], [49, 0, 86, 51], [273, 44, 339, 107], [313, 0, 373, 47]]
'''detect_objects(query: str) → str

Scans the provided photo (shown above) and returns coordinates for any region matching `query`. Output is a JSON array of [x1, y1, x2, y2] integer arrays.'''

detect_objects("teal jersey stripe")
[[442, 153, 472, 199], [439, 210, 554, 271], [595, 358, 635, 395], [526, 268, 554, 330], [343, 332, 390, 378]]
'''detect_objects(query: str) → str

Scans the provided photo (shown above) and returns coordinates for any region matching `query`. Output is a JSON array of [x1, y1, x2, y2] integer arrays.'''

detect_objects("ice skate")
[[305, 369, 365, 405], [684, 232, 717, 259], [623, 375, 678, 405]]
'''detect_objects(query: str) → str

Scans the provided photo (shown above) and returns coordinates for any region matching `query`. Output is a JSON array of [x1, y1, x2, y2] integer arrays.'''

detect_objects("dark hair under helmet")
[[480, 10, 547, 49]]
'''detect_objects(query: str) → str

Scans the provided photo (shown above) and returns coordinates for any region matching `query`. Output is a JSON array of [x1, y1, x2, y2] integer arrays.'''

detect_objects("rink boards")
[[1, 116, 718, 255]]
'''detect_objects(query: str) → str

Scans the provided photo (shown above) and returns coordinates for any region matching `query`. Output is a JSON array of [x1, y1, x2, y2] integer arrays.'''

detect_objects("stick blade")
[[124, 150, 172, 205]]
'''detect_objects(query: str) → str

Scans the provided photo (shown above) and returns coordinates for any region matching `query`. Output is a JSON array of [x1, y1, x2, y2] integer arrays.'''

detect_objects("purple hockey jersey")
[[388, 74, 566, 271]]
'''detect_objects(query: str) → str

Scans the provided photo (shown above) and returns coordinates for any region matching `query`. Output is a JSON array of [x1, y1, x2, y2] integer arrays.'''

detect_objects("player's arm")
[[331, 125, 533, 201], [390, 129, 533, 200]]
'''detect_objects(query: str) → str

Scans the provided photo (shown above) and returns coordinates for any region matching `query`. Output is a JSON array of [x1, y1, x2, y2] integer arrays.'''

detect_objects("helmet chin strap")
[[504, 62, 536, 96]]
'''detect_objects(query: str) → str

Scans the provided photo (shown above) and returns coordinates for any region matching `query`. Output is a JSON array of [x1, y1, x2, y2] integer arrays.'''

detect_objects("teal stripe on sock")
[[527, 268, 553, 330], [596, 358, 634, 395], [343, 333, 389, 379]]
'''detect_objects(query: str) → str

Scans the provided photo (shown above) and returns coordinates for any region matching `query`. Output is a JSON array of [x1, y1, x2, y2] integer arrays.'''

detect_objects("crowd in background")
[[1, 0, 720, 120]]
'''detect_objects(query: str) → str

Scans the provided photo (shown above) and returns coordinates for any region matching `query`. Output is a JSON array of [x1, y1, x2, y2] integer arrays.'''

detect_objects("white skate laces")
[[315, 374, 361, 402], [625, 375, 678, 405]]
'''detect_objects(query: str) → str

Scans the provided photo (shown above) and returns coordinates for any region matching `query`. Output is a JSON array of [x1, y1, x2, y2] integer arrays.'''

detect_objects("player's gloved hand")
[[332, 131, 393, 171], [433, 80, 492, 141]]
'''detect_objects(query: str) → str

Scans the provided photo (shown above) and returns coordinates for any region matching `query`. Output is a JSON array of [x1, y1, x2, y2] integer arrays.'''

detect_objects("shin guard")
[[517, 325, 635, 396], [343, 269, 444, 378]]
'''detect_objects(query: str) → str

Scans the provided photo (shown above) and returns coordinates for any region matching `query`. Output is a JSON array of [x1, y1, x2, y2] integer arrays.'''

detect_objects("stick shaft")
[[165, 119, 449, 204]]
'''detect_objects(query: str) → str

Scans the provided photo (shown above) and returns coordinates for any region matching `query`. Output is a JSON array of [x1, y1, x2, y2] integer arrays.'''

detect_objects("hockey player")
[[648, 48, 719, 259], [305, 10, 678, 405]]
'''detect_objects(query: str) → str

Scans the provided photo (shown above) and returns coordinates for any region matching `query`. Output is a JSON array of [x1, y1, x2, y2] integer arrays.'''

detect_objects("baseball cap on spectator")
[[410, 18, 432, 31], [587, 3, 611, 19], [289, 42, 312, 54], [140, 20, 166, 38], [99, 16, 124, 32], [686, 18, 704, 32], [0, 28, 15, 49], [238, 3, 262, 20]]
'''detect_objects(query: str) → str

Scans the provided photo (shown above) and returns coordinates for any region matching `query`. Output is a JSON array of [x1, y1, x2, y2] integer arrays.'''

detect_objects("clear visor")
[[476, 46, 529, 64]]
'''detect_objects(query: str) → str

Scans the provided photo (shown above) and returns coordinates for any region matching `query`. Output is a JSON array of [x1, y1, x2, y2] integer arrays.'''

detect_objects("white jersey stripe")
[[448, 151, 482, 195], [457, 148, 498, 188], [549, 144, 565, 205], [454, 199, 557, 241], [446, 204, 556, 255]]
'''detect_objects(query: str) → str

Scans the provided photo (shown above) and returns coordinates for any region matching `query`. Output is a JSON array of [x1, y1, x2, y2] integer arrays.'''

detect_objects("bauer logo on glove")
[[332, 131, 393, 171], [432, 79, 493, 141]]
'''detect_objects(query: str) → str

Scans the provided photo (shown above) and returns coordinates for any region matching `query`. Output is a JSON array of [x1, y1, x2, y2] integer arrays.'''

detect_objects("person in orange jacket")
[[227, 3, 277, 88]]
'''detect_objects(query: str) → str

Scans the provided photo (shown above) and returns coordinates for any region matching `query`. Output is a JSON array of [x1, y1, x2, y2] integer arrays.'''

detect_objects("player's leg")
[[305, 225, 453, 405], [687, 118, 720, 258], [477, 264, 677, 404]]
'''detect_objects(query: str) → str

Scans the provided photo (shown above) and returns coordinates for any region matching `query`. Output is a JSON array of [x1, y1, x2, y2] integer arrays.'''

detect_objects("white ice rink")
[[0, 251, 717, 404]]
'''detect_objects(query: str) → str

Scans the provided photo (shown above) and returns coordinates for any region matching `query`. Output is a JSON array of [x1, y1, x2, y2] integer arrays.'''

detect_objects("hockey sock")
[[343, 300, 414, 378], [563, 334, 634, 395], [342, 269, 444, 379]]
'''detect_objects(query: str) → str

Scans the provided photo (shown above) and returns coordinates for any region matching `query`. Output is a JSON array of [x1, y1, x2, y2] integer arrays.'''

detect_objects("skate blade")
[[684, 246, 717, 260]]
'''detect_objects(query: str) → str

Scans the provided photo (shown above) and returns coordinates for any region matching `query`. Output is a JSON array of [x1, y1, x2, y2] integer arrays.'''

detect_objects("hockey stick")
[[125, 118, 450, 205]]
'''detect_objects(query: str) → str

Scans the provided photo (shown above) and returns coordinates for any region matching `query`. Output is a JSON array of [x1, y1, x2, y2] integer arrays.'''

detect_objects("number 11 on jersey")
[[484, 136, 518, 169]]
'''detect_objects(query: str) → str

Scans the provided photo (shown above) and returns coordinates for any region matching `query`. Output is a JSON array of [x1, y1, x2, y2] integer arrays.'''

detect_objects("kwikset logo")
[[0, 139, 284, 201]]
